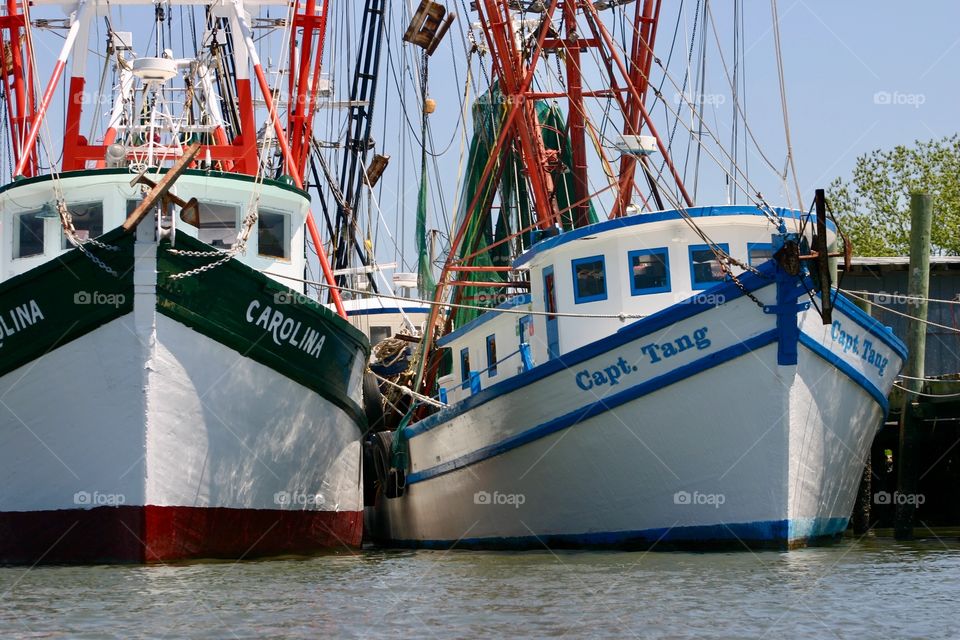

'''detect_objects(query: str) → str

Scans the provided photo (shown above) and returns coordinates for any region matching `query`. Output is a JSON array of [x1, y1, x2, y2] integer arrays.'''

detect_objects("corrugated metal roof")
[[844, 256, 960, 267]]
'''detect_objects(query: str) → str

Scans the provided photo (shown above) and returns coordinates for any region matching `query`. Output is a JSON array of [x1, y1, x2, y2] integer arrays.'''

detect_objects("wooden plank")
[[122, 142, 201, 232]]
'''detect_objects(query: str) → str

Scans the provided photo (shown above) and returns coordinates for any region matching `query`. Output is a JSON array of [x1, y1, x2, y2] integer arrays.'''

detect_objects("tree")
[[827, 134, 960, 256]]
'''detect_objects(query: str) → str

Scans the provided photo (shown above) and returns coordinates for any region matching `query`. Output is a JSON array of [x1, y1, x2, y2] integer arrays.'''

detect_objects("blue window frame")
[[627, 248, 671, 295], [688, 243, 730, 290], [518, 314, 533, 344], [748, 242, 774, 266], [571, 255, 608, 303], [486, 334, 498, 378], [543, 266, 560, 360], [459, 347, 470, 386]]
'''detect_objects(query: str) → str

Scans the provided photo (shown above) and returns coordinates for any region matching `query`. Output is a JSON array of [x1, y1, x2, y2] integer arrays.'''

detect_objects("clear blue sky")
[[736, 1, 960, 200]]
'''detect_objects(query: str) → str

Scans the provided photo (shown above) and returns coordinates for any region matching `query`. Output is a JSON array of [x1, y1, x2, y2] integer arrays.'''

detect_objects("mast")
[[0, 0, 38, 177], [5, 0, 349, 318], [415, 0, 693, 399], [329, 0, 387, 291], [287, 0, 330, 179]]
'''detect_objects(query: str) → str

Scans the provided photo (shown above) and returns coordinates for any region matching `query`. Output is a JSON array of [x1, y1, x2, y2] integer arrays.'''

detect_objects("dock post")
[[852, 296, 874, 535], [853, 459, 873, 535], [894, 193, 932, 540]]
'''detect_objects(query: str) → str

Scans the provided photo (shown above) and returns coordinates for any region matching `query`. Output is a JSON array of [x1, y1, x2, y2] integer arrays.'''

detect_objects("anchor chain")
[[167, 204, 259, 280], [59, 201, 121, 277]]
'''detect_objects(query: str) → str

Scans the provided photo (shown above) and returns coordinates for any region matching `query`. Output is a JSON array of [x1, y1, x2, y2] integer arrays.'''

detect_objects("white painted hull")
[[371, 272, 905, 549], [0, 228, 366, 563], [0, 311, 363, 561]]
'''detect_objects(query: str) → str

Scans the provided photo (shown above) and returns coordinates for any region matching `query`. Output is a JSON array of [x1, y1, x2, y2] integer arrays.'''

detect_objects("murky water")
[[1, 534, 958, 639]]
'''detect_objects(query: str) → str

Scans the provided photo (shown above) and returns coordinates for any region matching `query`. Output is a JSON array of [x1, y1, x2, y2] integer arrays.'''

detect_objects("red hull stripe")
[[0, 506, 362, 564]]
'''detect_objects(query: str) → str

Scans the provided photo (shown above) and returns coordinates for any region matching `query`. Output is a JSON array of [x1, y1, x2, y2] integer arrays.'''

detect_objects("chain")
[[59, 201, 121, 277], [728, 270, 765, 309], [167, 252, 233, 280], [713, 252, 766, 309], [166, 202, 260, 280]]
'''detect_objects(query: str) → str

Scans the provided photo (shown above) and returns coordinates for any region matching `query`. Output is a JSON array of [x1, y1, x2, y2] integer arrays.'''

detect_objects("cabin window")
[[628, 248, 670, 295], [258, 209, 290, 259], [486, 334, 498, 378], [14, 210, 45, 258], [370, 325, 391, 344], [543, 269, 558, 315], [571, 255, 607, 303], [196, 202, 239, 249], [460, 347, 471, 386], [518, 314, 533, 343], [437, 347, 453, 378], [61, 202, 104, 249], [689, 243, 730, 289], [748, 243, 774, 266]]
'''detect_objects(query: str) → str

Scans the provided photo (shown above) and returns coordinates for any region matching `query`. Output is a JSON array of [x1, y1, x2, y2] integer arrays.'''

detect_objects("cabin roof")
[[437, 294, 532, 347], [0, 167, 311, 200], [512, 204, 830, 268]]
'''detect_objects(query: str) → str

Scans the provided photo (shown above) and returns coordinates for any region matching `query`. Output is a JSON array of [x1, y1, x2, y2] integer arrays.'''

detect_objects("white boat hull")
[[371, 267, 905, 549], [0, 224, 368, 563]]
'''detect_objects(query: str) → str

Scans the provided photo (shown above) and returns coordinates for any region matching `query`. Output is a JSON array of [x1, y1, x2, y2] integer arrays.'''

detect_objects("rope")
[[769, 0, 804, 208], [894, 383, 960, 399], [372, 337, 408, 367], [898, 373, 960, 382], [607, 4, 787, 225], [841, 290, 960, 335], [370, 370, 447, 408], [844, 290, 960, 307], [263, 270, 648, 321]]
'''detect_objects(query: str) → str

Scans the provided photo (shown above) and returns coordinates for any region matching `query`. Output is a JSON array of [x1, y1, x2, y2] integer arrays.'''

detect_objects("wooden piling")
[[894, 193, 933, 540], [851, 295, 874, 535]]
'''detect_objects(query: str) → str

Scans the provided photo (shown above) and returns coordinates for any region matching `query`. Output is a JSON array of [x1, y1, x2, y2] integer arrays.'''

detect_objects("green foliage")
[[827, 134, 960, 256]]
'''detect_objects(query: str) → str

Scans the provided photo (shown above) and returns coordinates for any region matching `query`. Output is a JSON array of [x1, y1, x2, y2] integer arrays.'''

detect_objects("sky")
[[10, 0, 960, 274], [354, 0, 960, 270]]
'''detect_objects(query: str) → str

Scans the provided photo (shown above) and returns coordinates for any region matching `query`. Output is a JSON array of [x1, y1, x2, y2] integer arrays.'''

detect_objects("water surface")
[[1, 534, 958, 638]]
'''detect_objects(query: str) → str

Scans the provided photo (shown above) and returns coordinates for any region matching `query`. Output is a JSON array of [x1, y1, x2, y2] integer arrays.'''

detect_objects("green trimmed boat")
[[0, 168, 369, 563]]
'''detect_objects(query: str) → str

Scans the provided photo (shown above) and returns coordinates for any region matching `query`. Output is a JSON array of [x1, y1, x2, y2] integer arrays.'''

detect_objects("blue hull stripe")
[[390, 517, 850, 550], [405, 330, 779, 485], [798, 332, 890, 415]]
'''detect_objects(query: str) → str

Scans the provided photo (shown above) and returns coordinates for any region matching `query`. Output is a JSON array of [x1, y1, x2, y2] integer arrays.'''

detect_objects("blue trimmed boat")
[[367, 205, 906, 549], [362, 1, 906, 550]]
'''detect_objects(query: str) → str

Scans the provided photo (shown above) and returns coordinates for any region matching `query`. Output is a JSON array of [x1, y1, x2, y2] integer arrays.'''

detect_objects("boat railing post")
[[894, 192, 933, 540], [469, 371, 481, 395], [519, 342, 533, 372]]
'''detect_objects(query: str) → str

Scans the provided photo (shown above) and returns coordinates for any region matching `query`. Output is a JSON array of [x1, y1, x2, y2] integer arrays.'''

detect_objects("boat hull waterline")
[[371, 265, 906, 550]]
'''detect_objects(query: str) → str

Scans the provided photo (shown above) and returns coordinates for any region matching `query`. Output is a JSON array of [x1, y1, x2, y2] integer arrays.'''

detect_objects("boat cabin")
[[436, 205, 829, 404], [0, 169, 310, 291]]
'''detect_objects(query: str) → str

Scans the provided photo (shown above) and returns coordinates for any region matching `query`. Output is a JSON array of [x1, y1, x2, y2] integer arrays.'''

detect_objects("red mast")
[[287, 0, 330, 178], [417, 0, 692, 397], [0, 0, 37, 176], [3, 0, 347, 318]]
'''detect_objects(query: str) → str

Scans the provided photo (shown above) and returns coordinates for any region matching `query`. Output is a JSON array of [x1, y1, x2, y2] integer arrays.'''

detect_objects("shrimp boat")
[[0, 0, 369, 563], [365, 0, 907, 549]]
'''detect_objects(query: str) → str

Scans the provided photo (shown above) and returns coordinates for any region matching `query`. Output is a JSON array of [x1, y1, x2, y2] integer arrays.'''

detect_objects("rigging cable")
[[770, 0, 804, 208]]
